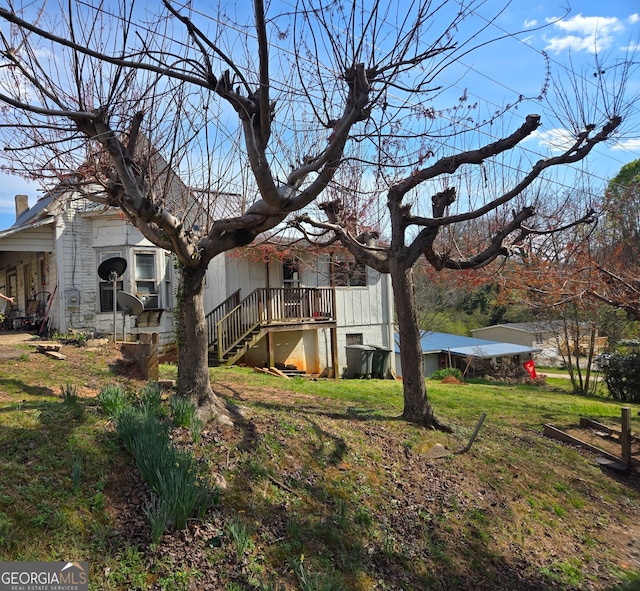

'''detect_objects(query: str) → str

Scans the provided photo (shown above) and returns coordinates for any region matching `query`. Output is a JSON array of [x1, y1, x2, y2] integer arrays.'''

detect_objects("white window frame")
[[134, 251, 160, 309], [332, 256, 367, 287], [97, 250, 123, 313]]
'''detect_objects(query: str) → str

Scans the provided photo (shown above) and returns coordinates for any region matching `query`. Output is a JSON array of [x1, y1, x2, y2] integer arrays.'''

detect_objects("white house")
[[0, 189, 395, 377], [471, 322, 607, 366], [0, 188, 177, 349], [203, 242, 395, 377]]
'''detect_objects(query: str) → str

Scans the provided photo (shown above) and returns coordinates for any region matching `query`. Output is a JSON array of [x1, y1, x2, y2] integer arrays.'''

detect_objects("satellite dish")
[[98, 257, 127, 281], [116, 291, 144, 315]]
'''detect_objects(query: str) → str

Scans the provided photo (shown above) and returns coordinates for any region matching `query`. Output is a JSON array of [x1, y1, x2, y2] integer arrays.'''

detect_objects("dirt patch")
[[0, 346, 27, 360], [562, 424, 640, 461], [609, 523, 640, 571], [440, 375, 466, 385]]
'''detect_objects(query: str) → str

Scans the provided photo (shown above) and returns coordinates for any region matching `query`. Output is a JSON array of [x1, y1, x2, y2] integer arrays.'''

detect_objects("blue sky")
[[0, 0, 638, 229]]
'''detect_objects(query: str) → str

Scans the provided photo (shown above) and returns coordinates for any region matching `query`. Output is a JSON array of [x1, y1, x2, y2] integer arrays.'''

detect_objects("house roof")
[[396, 331, 540, 359], [0, 193, 57, 247], [471, 321, 565, 335]]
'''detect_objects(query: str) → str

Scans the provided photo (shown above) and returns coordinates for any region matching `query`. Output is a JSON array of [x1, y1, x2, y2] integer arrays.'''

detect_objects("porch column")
[[265, 259, 274, 367], [330, 326, 339, 379], [267, 331, 274, 367]]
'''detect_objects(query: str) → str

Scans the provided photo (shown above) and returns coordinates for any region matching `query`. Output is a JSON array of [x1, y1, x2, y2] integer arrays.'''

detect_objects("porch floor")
[[0, 329, 41, 345]]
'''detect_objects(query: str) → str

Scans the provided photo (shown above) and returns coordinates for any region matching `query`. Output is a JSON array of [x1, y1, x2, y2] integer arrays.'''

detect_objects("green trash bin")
[[371, 346, 392, 378], [345, 345, 375, 378]]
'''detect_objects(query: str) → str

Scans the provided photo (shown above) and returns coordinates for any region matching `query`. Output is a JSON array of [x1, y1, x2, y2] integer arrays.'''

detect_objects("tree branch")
[[388, 114, 542, 204]]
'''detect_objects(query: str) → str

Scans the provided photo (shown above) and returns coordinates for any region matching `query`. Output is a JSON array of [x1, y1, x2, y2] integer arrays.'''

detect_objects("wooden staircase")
[[206, 287, 335, 367]]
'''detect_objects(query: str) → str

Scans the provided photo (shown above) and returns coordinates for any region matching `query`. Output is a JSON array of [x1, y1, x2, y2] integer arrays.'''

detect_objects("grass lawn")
[[0, 342, 639, 590]]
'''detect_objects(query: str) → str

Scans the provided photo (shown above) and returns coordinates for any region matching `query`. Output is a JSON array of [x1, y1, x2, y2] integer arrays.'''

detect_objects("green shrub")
[[97, 384, 127, 418], [604, 352, 640, 403], [430, 367, 463, 381]]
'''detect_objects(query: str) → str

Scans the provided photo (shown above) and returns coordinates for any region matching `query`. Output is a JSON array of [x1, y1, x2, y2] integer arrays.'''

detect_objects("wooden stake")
[[621, 407, 632, 467], [458, 413, 487, 454]]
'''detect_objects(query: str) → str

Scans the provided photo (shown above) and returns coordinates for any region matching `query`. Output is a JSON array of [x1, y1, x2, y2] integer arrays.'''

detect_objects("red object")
[[524, 359, 537, 379]]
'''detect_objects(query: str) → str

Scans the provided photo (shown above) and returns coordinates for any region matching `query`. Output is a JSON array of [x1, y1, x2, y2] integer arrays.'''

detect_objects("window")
[[346, 333, 363, 345], [283, 258, 300, 288], [332, 258, 367, 287], [135, 252, 159, 309], [98, 251, 123, 312]]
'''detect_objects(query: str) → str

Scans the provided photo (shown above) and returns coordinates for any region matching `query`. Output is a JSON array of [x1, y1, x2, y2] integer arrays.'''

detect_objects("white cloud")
[[612, 138, 640, 151], [621, 41, 640, 52], [629, 13, 640, 25], [523, 18, 538, 28], [531, 128, 576, 152], [543, 14, 624, 53], [521, 34, 536, 45]]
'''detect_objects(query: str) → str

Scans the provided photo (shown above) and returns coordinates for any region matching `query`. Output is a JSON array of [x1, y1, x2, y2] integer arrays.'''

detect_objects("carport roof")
[[395, 331, 540, 359]]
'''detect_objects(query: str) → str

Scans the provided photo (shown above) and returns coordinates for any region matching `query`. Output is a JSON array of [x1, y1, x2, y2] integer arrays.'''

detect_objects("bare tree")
[[0, 0, 379, 423], [0, 1, 636, 429], [294, 10, 637, 426]]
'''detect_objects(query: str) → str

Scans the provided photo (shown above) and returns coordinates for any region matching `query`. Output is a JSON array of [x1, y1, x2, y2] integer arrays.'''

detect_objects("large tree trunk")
[[390, 259, 450, 431], [175, 264, 233, 425]]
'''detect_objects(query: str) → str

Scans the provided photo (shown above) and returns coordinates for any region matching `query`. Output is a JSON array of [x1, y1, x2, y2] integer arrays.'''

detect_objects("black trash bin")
[[344, 344, 375, 378], [370, 346, 392, 378]]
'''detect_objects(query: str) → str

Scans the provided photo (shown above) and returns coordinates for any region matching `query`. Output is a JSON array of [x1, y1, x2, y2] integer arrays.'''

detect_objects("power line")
[[6, 0, 639, 200]]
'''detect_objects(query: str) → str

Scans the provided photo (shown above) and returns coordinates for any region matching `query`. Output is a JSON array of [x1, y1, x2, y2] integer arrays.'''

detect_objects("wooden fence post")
[[621, 407, 632, 468]]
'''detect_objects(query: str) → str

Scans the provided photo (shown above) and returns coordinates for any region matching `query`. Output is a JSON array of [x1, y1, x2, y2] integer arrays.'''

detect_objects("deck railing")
[[205, 289, 241, 347], [206, 287, 335, 362]]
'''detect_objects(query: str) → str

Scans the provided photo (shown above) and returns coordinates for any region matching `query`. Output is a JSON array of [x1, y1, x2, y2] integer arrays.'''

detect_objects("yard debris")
[[36, 343, 66, 360], [253, 366, 290, 379], [269, 366, 291, 379], [424, 443, 451, 459], [457, 412, 487, 454], [36, 342, 61, 352]]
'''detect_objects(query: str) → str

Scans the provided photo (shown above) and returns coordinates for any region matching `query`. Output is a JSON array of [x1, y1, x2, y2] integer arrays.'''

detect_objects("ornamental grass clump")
[[144, 494, 170, 546], [139, 381, 165, 418], [151, 448, 211, 530], [60, 383, 79, 404]]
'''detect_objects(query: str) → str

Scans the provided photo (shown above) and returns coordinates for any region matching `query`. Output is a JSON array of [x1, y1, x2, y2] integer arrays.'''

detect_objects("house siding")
[[38, 200, 178, 349], [472, 326, 535, 347], [2, 194, 395, 371], [204, 250, 395, 375]]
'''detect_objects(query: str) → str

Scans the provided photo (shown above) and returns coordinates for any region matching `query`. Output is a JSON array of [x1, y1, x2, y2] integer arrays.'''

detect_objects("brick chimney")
[[15, 194, 29, 220]]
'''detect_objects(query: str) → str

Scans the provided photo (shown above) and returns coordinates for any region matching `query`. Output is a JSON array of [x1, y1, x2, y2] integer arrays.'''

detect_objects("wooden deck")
[[206, 287, 337, 366]]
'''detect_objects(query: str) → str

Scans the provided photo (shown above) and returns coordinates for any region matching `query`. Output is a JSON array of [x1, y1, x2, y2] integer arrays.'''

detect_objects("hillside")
[[0, 339, 639, 590]]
